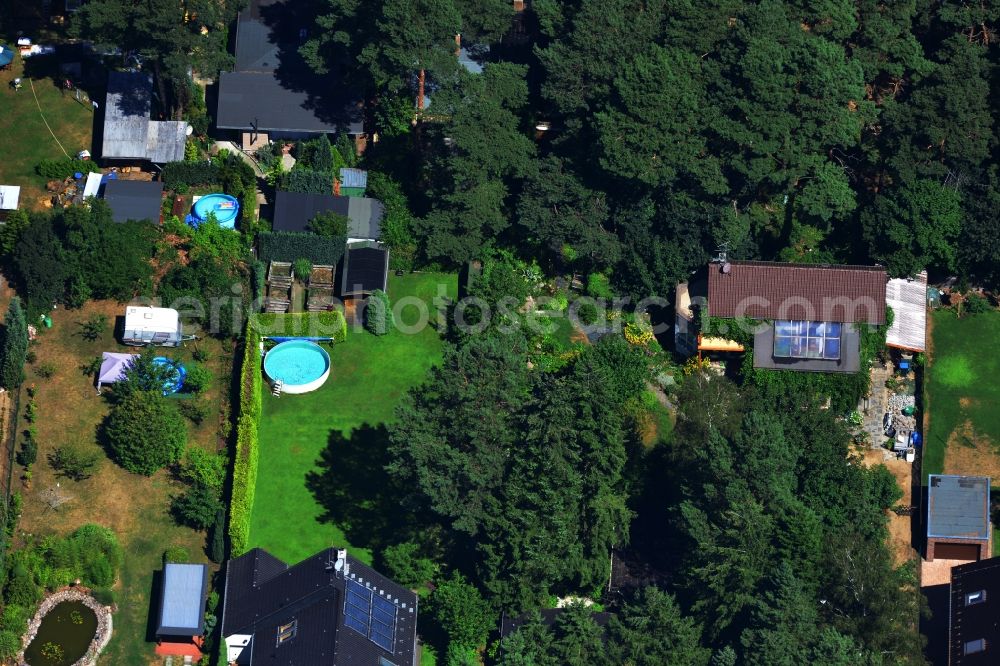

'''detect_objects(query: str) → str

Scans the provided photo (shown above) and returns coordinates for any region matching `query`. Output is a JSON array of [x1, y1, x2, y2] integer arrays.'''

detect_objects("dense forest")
[[296, 0, 1000, 299]]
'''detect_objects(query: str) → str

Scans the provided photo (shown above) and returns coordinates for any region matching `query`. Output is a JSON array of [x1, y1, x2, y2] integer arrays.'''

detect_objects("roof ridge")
[[722, 260, 886, 272]]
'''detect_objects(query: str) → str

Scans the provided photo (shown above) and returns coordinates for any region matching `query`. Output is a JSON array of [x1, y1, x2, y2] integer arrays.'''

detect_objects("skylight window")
[[773, 320, 842, 360], [964, 638, 986, 655], [276, 619, 297, 646], [966, 590, 987, 606]]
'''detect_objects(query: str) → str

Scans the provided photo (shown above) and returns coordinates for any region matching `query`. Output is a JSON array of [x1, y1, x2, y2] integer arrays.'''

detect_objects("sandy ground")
[[862, 448, 916, 566], [922, 558, 967, 587]]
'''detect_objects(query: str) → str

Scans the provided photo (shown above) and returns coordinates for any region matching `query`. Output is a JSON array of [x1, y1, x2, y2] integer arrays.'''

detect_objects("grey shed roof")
[[157, 563, 209, 636], [103, 179, 164, 223], [103, 72, 152, 159], [928, 475, 991, 540], [886, 271, 927, 352], [102, 71, 188, 162], [339, 168, 367, 189]]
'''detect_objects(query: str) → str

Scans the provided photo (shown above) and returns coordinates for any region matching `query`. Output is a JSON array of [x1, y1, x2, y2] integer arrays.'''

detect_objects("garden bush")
[[282, 167, 333, 195], [586, 272, 614, 301], [179, 447, 227, 490], [964, 292, 992, 314], [103, 391, 187, 475], [16, 438, 37, 468], [577, 301, 599, 325], [36, 159, 100, 180], [162, 161, 222, 188], [172, 483, 222, 529], [184, 363, 214, 393], [0, 298, 28, 390], [258, 231, 345, 266], [365, 289, 393, 336], [293, 258, 312, 281]]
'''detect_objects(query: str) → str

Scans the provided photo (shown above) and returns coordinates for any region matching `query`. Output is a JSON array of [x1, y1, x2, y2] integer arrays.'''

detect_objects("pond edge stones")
[[18, 588, 113, 666]]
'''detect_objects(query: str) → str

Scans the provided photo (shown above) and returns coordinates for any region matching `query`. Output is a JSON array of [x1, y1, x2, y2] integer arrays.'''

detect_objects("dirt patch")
[[921, 558, 968, 588], [861, 449, 916, 566], [943, 421, 1000, 476], [959, 397, 974, 408]]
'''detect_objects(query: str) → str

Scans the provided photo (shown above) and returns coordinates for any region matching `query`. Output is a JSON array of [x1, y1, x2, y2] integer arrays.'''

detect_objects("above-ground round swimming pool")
[[263, 340, 331, 394], [188, 193, 240, 229]]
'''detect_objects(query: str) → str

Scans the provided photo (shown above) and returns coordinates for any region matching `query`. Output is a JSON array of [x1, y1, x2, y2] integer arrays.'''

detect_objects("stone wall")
[[18, 588, 113, 666]]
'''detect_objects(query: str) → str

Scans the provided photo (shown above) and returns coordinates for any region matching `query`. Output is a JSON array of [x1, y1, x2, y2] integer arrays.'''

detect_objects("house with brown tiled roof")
[[676, 259, 889, 373]]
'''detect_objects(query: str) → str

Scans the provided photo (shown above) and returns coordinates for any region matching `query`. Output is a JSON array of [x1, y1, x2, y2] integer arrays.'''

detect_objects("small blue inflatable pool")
[[153, 357, 186, 395], [187, 194, 239, 229]]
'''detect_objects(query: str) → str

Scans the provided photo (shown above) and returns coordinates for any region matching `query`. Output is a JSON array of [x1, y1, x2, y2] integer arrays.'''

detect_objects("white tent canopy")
[[96, 352, 139, 391]]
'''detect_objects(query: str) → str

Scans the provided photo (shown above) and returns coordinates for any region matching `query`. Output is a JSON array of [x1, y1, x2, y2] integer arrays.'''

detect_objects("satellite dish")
[[185, 125, 194, 136]]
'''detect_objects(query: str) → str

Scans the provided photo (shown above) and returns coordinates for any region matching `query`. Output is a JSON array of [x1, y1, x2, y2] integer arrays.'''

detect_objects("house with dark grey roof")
[[340, 241, 389, 297], [216, 0, 364, 147], [103, 179, 164, 224], [949, 556, 1000, 664], [222, 547, 417, 665], [155, 563, 210, 660], [102, 72, 188, 163], [272, 190, 383, 241], [676, 259, 888, 373], [927, 475, 991, 562]]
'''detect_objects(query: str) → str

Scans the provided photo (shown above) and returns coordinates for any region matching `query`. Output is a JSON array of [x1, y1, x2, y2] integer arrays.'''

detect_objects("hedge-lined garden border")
[[227, 312, 348, 555], [229, 321, 262, 556], [255, 311, 348, 343]]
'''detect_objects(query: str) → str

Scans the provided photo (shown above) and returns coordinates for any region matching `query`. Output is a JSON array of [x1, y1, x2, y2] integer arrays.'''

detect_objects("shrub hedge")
[[162, 162, 223, 188], [258, 231, 345, 266], [229, 321, 262, 556], [364, 290, 393, 336], [36, 159, 101, 180], [255, 311, 347, 343]]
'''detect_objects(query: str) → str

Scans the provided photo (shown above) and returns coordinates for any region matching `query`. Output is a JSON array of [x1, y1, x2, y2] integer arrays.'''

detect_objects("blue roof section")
[[927, 475, 991, 540], [339, 168, 367, 190], [158, 563, 209, 636]]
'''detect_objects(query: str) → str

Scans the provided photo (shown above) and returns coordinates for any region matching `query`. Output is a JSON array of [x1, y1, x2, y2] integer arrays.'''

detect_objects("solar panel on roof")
[[344, 578, 397, 653]]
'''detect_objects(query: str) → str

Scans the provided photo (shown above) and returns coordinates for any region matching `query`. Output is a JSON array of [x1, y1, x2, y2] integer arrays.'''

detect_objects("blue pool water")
[[153, 357, 186, 394], [188, 194, 240, 229], [263, 340, 330, 387]]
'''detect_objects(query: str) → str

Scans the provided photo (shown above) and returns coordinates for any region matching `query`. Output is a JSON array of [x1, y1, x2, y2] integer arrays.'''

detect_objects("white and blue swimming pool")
[[263, 340, 331, 394]]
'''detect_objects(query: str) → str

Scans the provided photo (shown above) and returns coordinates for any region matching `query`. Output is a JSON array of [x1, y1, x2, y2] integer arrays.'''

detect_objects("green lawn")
[[0, 54, 94, 209], [249, 272, 457, 565], [923, 309, 1000, 478]]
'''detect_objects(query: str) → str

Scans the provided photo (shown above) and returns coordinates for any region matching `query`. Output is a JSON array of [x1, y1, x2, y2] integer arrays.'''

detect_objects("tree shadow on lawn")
[[305, 424, 417, 553]]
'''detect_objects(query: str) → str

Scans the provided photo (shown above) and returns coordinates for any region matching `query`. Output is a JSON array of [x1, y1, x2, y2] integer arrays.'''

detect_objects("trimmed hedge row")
[[37, 158, 101, 180], [258, 231, 345, 266], [229, 321, 262, 556], [255, 311, 347, 343], [162, 161, 223, 188]]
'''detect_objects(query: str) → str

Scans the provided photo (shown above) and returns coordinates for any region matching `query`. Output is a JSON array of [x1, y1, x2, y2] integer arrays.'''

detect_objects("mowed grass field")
[[0, 53, 94, 209], [249, 273, 457, 565], [924, 309, 1000, 480]]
